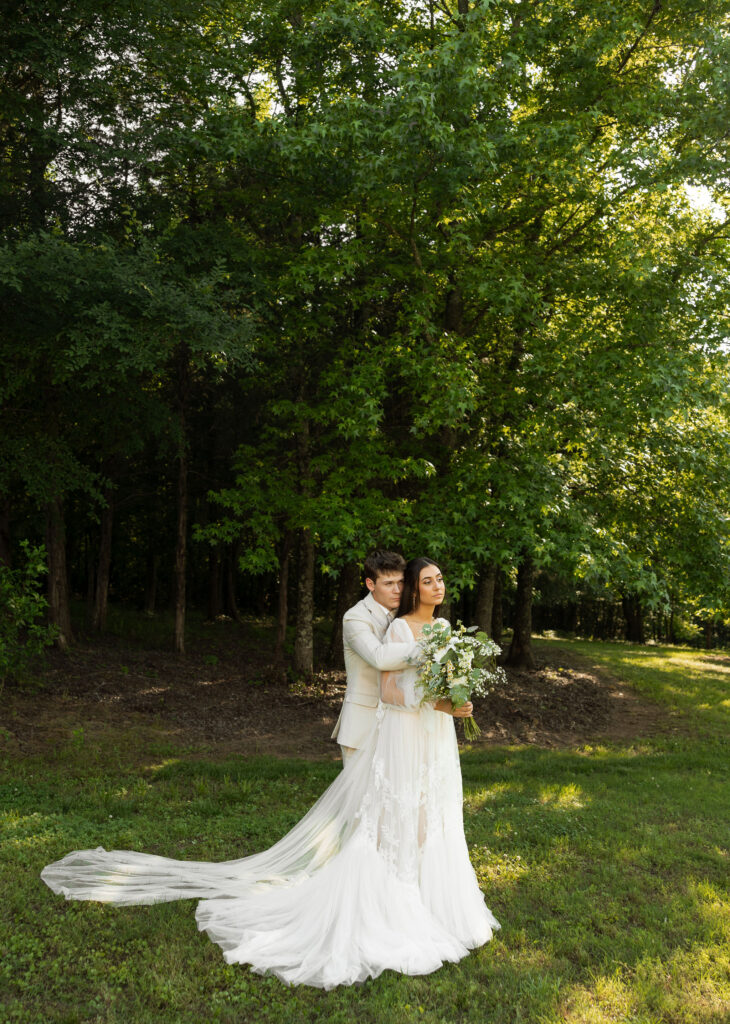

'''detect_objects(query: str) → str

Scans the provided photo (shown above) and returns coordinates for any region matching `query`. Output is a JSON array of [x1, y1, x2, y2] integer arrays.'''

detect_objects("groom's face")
[[366, 571, 404, 611]]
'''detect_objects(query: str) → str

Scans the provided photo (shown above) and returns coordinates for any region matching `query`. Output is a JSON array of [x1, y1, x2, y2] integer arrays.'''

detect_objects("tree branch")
[[432, 0, 460, 27], [239, 77, 258, 122], [409, 191, 424, 270], [616, 0, 663, 75], [274, 59, 294, 118]]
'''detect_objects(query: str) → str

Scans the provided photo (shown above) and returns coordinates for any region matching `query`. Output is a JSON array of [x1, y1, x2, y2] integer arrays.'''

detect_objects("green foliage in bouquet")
[[416, 620, 506, 740]]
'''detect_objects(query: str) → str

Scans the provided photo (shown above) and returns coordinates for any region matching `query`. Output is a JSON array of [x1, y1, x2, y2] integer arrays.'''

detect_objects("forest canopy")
[[1, 0, 729, 672]]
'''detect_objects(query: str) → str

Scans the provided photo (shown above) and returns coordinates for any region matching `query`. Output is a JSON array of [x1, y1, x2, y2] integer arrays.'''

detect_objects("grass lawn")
[[2, 639, 729, 1024]]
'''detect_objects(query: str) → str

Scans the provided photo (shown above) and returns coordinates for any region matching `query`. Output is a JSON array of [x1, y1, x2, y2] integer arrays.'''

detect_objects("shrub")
[[0, 541, 58, 686]]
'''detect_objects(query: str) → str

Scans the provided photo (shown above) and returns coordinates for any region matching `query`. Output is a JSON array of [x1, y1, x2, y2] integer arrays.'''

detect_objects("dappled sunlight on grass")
[[537, 783, 585, 809], [143, 757, 184, 776], [561, 966, 637, 1024], [572, 741, 657, 759], [471, 845, 528, 885], [463, 780, 519, 812], [561, 938, 730, 1024], [1, 810, 65, 851], [670, 654, 730, 676], [687, 878, 730, 933], [457, 739, 729, 1015]]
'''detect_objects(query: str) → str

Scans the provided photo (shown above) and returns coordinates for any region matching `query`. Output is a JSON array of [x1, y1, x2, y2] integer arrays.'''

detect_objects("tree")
[[2, 0, 729, 669], [0, 1, 256, 649]]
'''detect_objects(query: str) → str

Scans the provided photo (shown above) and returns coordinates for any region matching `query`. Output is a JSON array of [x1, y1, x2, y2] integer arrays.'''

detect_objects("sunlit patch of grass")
[[561, 938, 730, 1024], [463, 780, 517, 813], [537, 783, 585, 809], [472, 847, 528, 885]]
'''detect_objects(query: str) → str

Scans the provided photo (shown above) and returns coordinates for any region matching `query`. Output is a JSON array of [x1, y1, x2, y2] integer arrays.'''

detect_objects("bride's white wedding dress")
[[41, 617, 500, 989]]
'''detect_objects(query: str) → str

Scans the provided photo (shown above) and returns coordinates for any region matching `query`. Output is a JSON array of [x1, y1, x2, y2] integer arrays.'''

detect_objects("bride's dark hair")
[[396, 557, 443, 618]]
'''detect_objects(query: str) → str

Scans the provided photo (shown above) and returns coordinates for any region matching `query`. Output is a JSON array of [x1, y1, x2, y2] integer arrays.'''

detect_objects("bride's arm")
[[434, 698, 474, 717], [379, 681, 473, 715], [380, 670, 406, 706], [380, 620, 419, 707], [343, 617, 420, 671], [379, 684, 473, 715]]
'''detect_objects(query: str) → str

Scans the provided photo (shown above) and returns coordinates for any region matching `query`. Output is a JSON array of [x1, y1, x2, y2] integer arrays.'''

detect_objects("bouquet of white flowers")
[[416, 620, 506, 740]]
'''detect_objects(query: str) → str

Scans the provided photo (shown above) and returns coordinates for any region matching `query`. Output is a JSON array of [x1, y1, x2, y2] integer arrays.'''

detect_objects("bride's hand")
[[435, 699, 473, 717]]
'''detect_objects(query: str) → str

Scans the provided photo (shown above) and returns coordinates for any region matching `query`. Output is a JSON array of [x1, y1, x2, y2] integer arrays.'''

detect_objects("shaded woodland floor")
[[1, 618, 680, 763]]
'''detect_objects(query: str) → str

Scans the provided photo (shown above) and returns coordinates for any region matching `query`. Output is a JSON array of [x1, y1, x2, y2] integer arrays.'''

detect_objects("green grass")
[[2, 641, 729, 1023]]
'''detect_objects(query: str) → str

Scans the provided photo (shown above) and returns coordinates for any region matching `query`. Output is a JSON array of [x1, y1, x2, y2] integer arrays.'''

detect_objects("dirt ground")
[[1, 631, 675, 763]]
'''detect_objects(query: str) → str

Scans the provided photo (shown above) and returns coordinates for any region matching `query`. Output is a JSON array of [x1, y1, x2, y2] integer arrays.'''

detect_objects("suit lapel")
[[363, 592, 389, 640]]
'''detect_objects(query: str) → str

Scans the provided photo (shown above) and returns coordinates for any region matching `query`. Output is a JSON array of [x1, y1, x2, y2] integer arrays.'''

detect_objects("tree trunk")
[[173, 447, 188, 654], [275, 531, 293, 663], [293, 409, 314, 675], [294, 527, 314, 676], [91, 490, 113, 632], [327, 561, 361, 667], [622, 594, 645, 644], [704, 619, 713, 650], [475, 563, 497, 636], [567, 601, 578, 635], [144, 547, 158, 615], [85, 534, 96, 622], [492, 569, 503, 647], [45, 497, 73, 648], [607, 602, 617, 640], [0, 500, 11, 568], [207, 545, 223, 620], [172, 340, 191, 653], [505, 554, 536, 669], [224, 543, 242, 622]]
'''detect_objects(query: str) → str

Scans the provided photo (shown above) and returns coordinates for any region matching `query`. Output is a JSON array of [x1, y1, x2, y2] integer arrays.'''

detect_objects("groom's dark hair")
[[363, 549, 406, 584]]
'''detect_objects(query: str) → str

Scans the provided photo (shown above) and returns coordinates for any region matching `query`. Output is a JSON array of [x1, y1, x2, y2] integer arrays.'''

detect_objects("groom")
[[331, 550, 422, 765]]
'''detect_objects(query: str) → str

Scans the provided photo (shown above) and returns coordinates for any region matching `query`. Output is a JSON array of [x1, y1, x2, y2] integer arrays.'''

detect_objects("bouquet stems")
[[461, 715, 481, 741]]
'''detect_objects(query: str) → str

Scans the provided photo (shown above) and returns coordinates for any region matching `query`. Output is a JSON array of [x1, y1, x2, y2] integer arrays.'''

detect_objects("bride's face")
[[419, 565, 445, 607]]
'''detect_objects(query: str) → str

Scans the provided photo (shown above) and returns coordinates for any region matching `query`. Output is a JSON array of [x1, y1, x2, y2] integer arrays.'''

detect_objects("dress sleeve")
[[343, 616, 421, 671], [380, 620, 421, 710]]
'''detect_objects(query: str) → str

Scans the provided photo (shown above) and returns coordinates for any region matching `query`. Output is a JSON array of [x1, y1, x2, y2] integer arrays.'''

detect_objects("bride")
[[42, 556, 500, 989]]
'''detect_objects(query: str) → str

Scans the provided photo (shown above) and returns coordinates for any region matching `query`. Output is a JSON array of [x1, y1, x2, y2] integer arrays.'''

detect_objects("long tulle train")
[[41, 707, 499, 988]]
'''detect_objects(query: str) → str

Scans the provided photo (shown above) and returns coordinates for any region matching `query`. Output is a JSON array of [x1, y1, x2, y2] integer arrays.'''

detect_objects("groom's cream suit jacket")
[[331, 592, 420, 750]]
